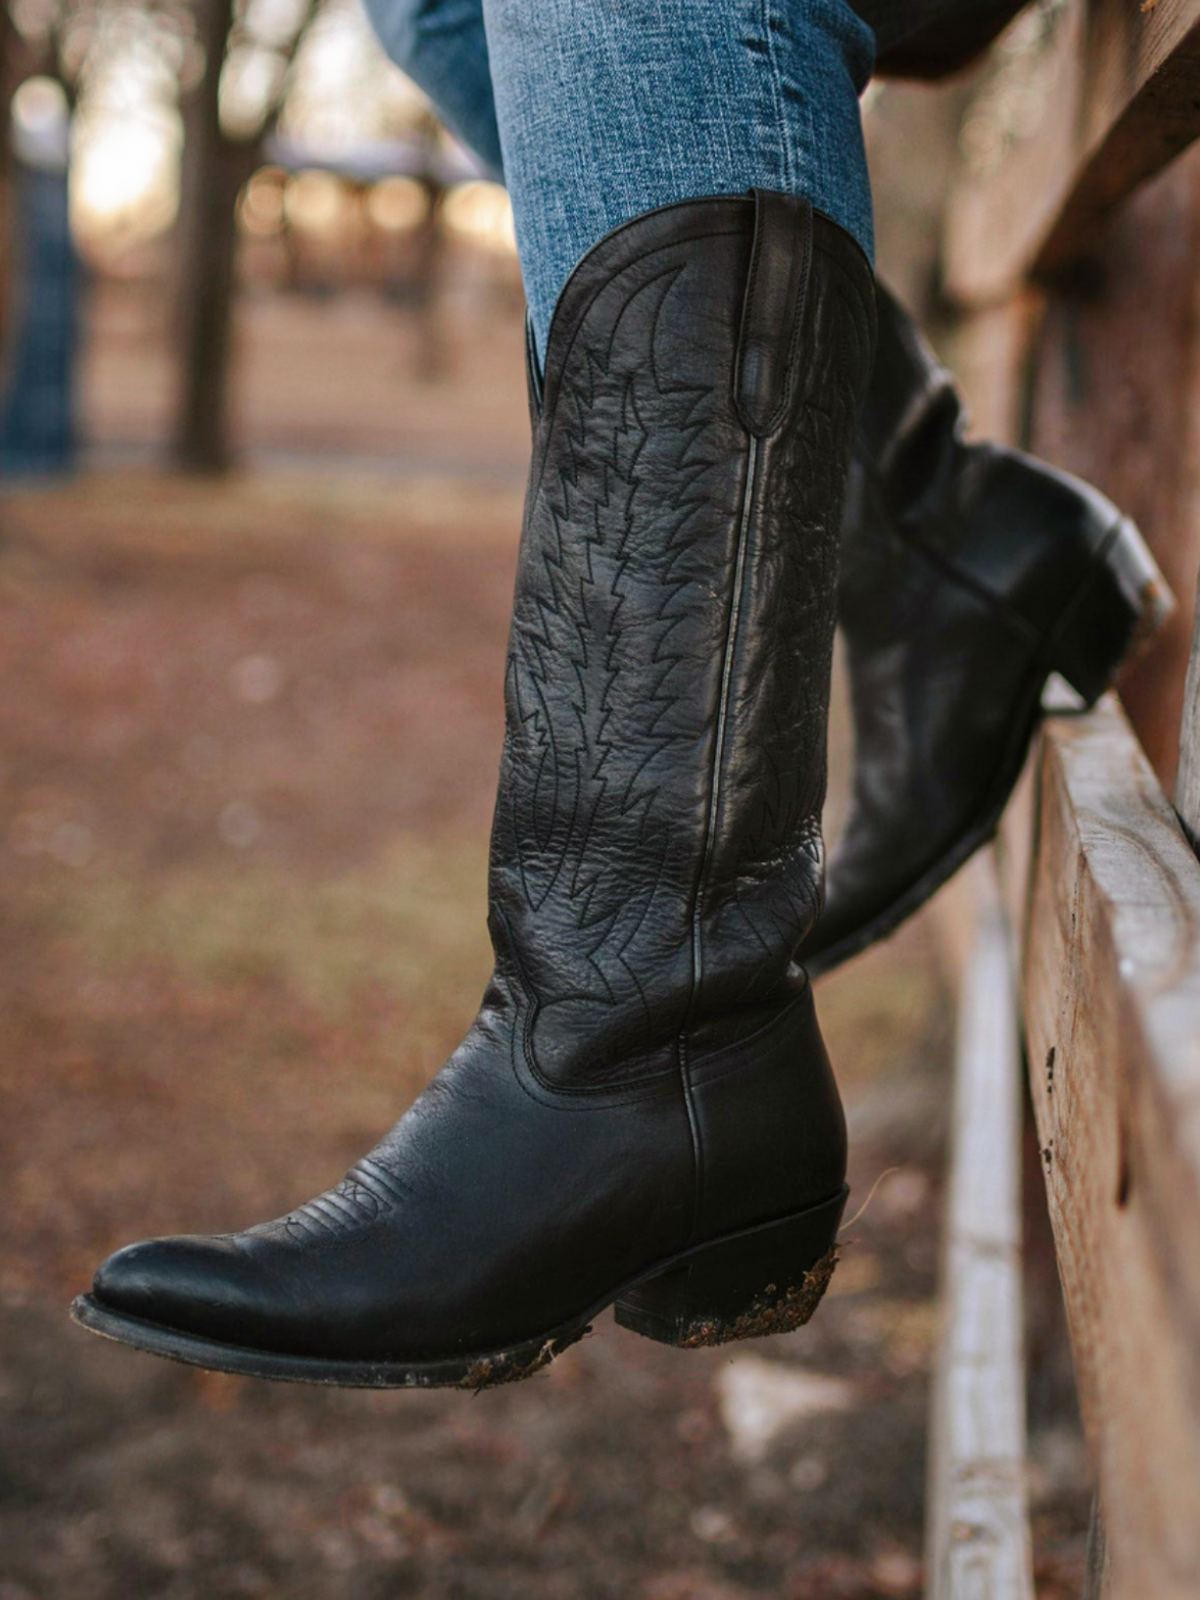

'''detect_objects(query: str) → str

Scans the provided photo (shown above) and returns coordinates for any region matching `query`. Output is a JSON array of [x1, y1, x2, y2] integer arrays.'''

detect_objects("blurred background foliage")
[[0, 0, 520, 472]]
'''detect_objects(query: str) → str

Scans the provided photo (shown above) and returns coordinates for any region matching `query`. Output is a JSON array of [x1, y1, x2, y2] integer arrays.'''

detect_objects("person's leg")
[[357, 0, 1025, 196], [480, 0, 874, 358], [361, 0, 505, 179], [357, 0, 1018, 338], [358, 0, 1168, 991], [78, 192, 878, 1384]]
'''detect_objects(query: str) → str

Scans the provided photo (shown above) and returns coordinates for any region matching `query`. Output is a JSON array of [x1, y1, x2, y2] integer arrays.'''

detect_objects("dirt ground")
[[1, 292, 1091, 1599]]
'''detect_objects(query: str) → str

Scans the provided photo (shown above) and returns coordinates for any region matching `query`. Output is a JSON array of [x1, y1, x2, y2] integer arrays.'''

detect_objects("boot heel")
[[1047, 516, 1174, 707], [614, 1187, 847, 1349]]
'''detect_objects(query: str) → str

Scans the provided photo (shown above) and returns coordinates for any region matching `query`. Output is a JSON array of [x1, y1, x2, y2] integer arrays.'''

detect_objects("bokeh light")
[[11, 75, 70, 167], [71, 109, 181, 242], [366, 174, 430, 233], [282, 167, 349, 234], [440, 180, 517, 256], [238, 165, 288, 237]]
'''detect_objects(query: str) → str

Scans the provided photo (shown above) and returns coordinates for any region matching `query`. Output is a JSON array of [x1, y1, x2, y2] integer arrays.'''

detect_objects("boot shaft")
[[488, 193, 876, 1090], [844, 282, 1143, 640]]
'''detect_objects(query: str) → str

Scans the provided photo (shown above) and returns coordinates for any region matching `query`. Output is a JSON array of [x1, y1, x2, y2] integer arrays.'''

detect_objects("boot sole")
[[69, 1187, 848, 1390], [806, 514, 1173, 979]]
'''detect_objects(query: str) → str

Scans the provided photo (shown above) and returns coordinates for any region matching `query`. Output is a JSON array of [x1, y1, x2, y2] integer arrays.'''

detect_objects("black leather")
[[735, 192, 814, 435], [88, 194, 876, 1367], [868, 0, 1027, 79], [800, 281, 1133, 976]]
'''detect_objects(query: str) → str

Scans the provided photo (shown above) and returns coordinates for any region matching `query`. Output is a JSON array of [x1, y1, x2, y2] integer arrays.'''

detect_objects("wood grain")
[[1025, 146, 1200, 793], [927, 855, 1035, 1600], [1005, 696, 1200, 1600], [944, 0, 1200, 306], [1174, 575, 1200, 846]]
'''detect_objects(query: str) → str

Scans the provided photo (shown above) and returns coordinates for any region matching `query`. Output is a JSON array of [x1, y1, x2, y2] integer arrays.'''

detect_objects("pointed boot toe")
[[87, 1234, 270, 1348]]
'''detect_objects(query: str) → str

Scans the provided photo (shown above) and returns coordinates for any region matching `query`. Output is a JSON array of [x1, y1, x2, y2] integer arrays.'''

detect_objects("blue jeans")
[[362, 0, 973, 357]]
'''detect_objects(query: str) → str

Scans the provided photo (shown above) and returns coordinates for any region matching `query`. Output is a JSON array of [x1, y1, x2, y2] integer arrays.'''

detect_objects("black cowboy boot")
[[800, 282, 1172, 978], [73, 193, 876, 1388]]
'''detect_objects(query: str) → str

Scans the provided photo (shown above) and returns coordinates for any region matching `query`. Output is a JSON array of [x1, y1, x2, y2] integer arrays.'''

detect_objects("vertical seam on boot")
[[680, 432, 761, 1242]]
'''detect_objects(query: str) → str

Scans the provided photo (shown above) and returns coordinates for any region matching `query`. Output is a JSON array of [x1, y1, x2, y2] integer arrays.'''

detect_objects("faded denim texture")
[[360, 0, 1000, 354]]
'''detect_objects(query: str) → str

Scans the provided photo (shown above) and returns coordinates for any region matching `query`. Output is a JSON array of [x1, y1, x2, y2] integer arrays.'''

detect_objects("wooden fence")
[[915, 3, 1200, 1595]]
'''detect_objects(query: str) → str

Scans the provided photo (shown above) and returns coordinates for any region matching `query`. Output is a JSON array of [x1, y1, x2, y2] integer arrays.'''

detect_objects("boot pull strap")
[[734, 190, 813, 438]]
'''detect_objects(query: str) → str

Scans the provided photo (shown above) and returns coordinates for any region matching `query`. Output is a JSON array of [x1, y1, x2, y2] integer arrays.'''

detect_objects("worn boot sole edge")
[[805, 515, 1174, 979], [69, 1185, 848, 1390]]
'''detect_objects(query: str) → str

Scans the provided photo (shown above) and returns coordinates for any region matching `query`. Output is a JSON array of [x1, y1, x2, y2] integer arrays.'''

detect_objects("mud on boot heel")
[[1048, 516, 1175, 708], [614, 1187, 848, 1349]]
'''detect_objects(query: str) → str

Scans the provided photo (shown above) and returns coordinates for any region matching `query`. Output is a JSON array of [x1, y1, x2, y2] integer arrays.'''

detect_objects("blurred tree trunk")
[[172, 0, 318, 472], [0, 6, 21, 374], [172, 0, 246, 472]]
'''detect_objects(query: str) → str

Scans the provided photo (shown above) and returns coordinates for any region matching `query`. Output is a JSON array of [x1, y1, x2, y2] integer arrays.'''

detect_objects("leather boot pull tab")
[[735, 190, 814, 437]]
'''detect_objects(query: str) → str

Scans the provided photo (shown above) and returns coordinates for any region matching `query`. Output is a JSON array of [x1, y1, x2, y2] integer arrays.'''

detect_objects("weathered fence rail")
[[1013, 698, 1200, 1597], [926, 858, 1034, 1600], [944, 0, 1200, 304]]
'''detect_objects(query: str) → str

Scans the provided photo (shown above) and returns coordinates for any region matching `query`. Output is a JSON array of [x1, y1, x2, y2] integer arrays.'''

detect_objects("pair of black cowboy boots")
[[73, 191, 1169, 1388]]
